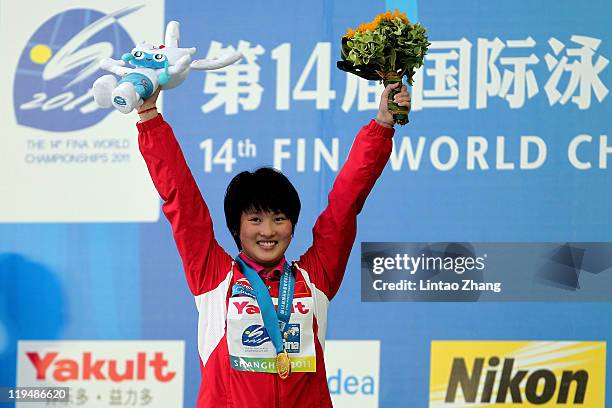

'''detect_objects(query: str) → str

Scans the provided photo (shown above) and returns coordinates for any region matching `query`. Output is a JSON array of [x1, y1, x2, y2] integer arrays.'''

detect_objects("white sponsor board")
[[17, 340, 184, 407], [0, 1, 162, 222], [325, 340, 380, 408]]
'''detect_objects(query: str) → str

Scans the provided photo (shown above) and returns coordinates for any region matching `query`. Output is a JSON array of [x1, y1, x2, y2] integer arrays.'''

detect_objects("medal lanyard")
[[235, 257, 295, 354]]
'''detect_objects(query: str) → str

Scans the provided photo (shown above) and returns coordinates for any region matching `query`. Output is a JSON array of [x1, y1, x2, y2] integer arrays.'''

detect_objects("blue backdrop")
[[1, 0, 611, 406]]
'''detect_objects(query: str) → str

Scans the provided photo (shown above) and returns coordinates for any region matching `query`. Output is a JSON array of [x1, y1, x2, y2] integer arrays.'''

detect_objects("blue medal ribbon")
[[235, 256, 295, 354]]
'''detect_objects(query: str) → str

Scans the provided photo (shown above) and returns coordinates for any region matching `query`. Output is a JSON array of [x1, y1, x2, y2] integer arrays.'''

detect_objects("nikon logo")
[[446, 357, 586, 404], [429, 341, 606, 408]]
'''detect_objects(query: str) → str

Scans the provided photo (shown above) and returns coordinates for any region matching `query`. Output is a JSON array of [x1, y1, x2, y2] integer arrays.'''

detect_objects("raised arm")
[[136, 90, 232, 295], [298, 83, 410, 299]]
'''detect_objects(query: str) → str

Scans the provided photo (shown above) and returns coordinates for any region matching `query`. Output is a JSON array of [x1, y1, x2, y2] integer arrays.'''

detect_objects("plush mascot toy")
[[93, 21, 241, 114]]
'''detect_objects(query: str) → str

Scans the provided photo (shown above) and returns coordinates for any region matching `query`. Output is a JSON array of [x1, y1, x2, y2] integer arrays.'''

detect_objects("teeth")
[[258, 241, 276, 247]]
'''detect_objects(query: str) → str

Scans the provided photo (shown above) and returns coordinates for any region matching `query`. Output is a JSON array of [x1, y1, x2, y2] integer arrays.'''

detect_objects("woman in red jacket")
[[136, 83, 410, 407]]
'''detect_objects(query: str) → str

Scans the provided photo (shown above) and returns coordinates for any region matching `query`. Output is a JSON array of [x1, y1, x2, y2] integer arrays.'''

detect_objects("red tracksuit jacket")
[[137, 115, 393, 407]]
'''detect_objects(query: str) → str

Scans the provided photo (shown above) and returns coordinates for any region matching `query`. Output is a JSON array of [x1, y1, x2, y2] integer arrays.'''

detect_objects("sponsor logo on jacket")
[[242, 325, 271, 347], [232, 299, 310, 315]]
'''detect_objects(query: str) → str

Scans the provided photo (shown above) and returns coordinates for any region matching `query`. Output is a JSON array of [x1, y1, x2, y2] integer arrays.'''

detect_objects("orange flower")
[[375, 9, 411, 25], [393, 9, 411, 24], [349, 8, 412, 35], [355, 22, 374, 33], [379, 10, 394, 21]]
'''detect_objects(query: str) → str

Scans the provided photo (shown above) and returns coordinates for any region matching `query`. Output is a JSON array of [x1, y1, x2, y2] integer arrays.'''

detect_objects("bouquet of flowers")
[[337, 10, 430, 125]]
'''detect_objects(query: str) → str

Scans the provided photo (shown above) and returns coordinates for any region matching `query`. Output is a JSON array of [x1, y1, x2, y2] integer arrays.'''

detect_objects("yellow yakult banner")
[[430, 341, 606, 407]]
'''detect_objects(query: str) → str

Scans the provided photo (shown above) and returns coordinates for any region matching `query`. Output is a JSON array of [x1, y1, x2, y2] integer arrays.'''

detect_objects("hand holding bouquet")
[[337, 10, 430, 125]]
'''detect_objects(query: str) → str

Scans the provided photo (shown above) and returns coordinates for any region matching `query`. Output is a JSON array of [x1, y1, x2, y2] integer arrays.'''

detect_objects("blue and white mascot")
[[93, 21, 241, 113]]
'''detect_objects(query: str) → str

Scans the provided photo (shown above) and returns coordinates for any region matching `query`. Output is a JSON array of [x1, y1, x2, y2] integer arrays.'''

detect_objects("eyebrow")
[[244, 209, 285, 215]]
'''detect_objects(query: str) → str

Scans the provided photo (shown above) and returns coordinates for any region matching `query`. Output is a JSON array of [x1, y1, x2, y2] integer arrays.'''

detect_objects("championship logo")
[[429, 341, 606, 407], [242, 325, 271, 347], [14, 6, 140, 132], [240, 324, 301, 351]]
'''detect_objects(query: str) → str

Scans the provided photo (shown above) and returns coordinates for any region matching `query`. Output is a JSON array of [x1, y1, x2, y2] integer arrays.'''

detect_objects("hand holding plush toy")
[[93, 21, 241, 114]]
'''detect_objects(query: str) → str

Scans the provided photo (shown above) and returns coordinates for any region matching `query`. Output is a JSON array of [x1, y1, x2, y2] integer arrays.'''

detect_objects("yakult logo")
[[14, 6, 140, 131], [17, 340, 185, 407], [232, 299, 311, 315], [26, 351, 176, 382]]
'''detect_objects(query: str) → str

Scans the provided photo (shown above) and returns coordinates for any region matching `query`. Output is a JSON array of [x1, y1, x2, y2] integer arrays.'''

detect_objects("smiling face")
[[130, 50, 168, 69], [239, 210, 293, 267], [125, 43, 195, 69]]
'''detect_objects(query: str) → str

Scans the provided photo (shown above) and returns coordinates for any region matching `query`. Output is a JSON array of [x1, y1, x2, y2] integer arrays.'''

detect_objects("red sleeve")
[[137, 114, 232, 295], [298, 120, 394, 299]]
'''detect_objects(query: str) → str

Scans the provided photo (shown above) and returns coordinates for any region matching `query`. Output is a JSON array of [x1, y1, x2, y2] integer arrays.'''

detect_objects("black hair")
[[224, 167, 301, 249]]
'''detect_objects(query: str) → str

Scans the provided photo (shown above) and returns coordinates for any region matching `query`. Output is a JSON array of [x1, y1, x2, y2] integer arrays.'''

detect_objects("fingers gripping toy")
[[92, 21, 242, 114]]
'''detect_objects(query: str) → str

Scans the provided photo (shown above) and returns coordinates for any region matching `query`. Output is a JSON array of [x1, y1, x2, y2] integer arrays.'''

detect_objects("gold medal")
[[276, 349, 291, 379]]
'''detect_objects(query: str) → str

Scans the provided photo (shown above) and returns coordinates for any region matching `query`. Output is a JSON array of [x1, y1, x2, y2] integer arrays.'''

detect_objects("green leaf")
[[389, 49, 396, 69], [338, 15, 430, 74]]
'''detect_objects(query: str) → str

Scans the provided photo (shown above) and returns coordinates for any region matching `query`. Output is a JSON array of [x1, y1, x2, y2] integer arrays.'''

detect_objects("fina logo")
[[14, 6, 142, 132], [241, 325, 271, 347]]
